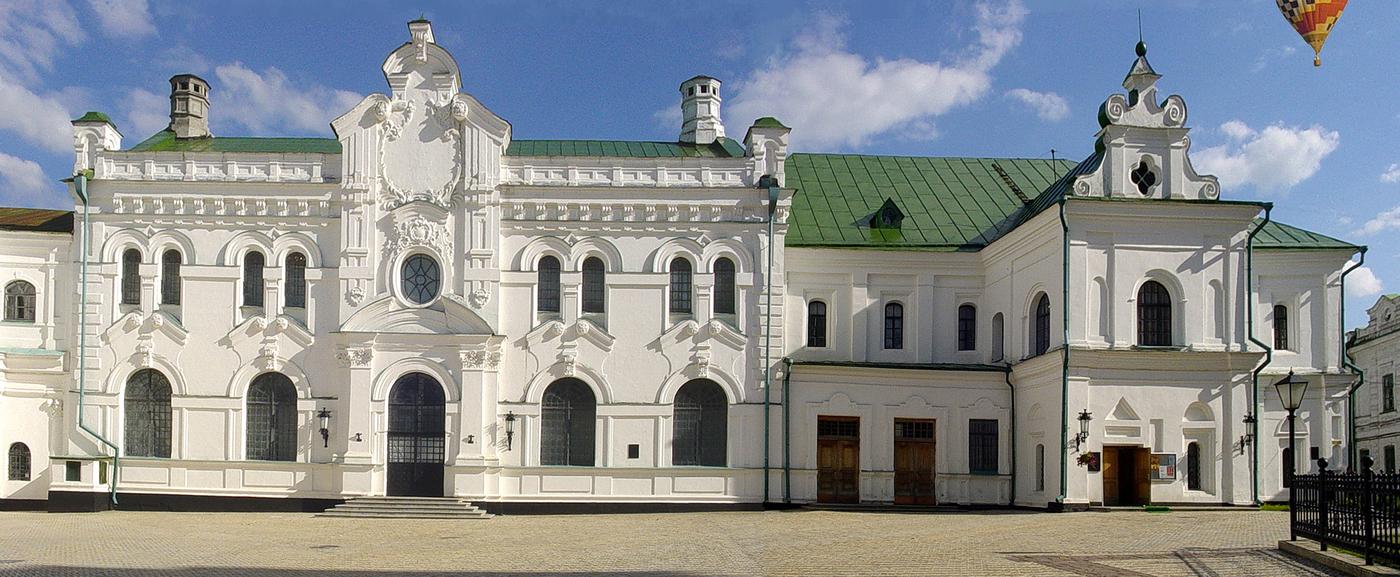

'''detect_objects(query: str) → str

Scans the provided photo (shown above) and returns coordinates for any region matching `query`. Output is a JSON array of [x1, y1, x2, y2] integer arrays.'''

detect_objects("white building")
[[0, 22, 1363, 512], [1348, 295, 1400, 472]]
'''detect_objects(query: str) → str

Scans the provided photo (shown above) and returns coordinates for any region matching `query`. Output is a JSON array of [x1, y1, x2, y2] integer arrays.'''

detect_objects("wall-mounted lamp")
[[1074, 409, 1092, 451], [1240, 413, 1256, 449], [504, 411, 516, 451], [317, 408, 332, 448]]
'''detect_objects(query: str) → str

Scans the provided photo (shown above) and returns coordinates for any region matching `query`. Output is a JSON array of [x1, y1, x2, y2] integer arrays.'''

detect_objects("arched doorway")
[[387, 372, 446, 496]]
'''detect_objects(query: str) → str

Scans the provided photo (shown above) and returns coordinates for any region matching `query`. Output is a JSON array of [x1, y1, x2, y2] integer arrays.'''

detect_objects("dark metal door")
[[387, 372, 445, 497]]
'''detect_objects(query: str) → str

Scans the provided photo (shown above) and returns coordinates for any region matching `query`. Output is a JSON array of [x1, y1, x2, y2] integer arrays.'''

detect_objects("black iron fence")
[[1293, 457, 1400, 566]]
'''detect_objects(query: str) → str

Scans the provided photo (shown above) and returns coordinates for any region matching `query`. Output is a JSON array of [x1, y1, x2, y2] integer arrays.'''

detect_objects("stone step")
[[318, 511, 493, 519], [332, 505, 486, 514], [316, 496, 494, 520]]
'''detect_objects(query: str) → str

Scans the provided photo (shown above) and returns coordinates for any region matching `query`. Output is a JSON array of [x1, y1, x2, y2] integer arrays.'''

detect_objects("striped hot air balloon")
[[1276, 0, 1349, 67]]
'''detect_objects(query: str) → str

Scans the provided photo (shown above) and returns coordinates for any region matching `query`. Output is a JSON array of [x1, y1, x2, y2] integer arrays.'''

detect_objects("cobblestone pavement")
[[0, 509, 1343, 576]]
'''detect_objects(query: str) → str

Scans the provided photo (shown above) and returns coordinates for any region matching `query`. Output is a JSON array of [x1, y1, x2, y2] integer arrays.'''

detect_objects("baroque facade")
[[1349, 295, 1400, 472], [0, 21, 1363, 512]]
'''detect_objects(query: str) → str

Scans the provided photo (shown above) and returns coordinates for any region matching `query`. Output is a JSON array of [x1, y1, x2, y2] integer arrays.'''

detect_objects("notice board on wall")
[[1150, 453, 1177, 481]]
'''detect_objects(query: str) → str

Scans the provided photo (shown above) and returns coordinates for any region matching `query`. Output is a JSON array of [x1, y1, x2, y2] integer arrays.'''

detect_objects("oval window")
[[401, 254, 441, 305]]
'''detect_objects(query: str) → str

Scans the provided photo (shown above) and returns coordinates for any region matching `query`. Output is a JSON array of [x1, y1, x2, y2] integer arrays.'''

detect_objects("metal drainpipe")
[[783, 357, 793, 503], [1245, 204, 1274, 506], [1340, 248, 1367, 468], [74, 174, 120, 505], [1056, 198, 1070, 507], [761, 178, 779, 505], [1004, 365, 1015, 507]]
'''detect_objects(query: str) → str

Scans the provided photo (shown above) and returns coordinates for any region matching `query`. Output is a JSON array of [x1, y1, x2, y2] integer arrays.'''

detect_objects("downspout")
[[1245, 204, 1274, 506], [1004, 365, 1015, 507], [1341, 248, 1367, 468], [783, 357, 793, 504], [761, 177, 779, 504], [74, 174, 120, 505], [1056, 198, 1070, 507]]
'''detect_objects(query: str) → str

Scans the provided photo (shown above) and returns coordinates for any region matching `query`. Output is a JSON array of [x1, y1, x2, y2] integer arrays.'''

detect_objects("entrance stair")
[[318, 496, 493, 519], [801, 502, 961, 513]]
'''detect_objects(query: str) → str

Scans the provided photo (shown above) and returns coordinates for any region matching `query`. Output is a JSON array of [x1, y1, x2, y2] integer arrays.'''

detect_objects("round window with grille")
[[401, 254, 441, 305]]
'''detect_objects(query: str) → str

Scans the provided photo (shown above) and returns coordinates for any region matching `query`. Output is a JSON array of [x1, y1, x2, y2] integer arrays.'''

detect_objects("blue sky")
[[0, 0, 1395, 326]]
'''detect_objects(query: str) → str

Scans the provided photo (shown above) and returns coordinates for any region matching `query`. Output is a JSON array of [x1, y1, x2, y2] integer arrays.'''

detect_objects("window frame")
[[537, 255, 562, 314], [968, 419, 999, 475], [883, 301, 904, 350], [7, 442, 29, 481], [991, 312, 1005, 362], [246, 372, 298, 462], [284, 252, 307, 309], [957, 304, 976, 351], [1273, 304, 1290, 351], [399, 253, 441, 306], [160, 249, 182, 306], [124, 369, 173, 459], [3, 280, 36, 323], [712, 257, 736, 316], [1034, 294, 1051, 356], [1384, 373, 1395, 413], [540, 378, 597, 467], [580, 256, 606, 314], [1136, 280, 1173, 347], [121, 248, 141, 306], [1034, 443, 1045, 492], [806, 300, 828, 348], [669, 257, 693, 315], [242, 251, 265, 308], [672, 379, 728, 467]]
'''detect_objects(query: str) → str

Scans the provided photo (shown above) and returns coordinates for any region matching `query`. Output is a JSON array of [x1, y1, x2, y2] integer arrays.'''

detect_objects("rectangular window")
[[1035, 444, 1045, 491], [957, 305, 976, 351], [1388, 446, 1397, 473], [968, 419, 999, 475], [1386, 374, 1395, 413], [884, 303, 904, 350], [65, 460, 81, 482]]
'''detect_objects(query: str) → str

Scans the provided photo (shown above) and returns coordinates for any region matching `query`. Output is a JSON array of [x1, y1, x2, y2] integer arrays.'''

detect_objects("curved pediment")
[[341, 296, 493, 335]]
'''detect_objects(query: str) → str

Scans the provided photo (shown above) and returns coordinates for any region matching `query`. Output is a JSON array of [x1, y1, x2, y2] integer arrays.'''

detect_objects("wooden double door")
[[1102, 446, 1151, 506], [893, 419, 936, 505], [817, 416, 860, 503]]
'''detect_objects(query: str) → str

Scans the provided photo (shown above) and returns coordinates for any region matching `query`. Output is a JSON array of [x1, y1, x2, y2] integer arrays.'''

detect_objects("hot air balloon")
[[1276, 0, 1349, 67]]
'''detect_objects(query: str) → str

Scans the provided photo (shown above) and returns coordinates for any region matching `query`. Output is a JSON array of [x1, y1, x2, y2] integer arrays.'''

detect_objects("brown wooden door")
[[893, 419, 936, 505], [1102, 447, 1120, 505], [1136, 447, 1152, 505], [817, 416, 860, 503]]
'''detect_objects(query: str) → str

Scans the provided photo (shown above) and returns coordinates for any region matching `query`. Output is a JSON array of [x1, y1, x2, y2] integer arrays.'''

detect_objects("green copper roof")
[[751, 117, 788, 129], [505, 137, 746, 158], [785, 154, 1076, 250], [72, 111, 114, 124], [1253, 219, 1359, 251], [127, 130, 342, 154]]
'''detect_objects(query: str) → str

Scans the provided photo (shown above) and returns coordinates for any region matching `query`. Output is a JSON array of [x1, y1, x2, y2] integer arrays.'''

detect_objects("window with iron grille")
[[713, 257, 736, 315], [807, 300, 827, 348], [1388, 446, 1397, 473], [669, 258, 693, 314], [1385, 374, 1395, 413], [388, 372, 446, 466], [968, 419, 999, 474], [537, 256, 561, 313], [884, 302, 903, 349], [541, 379, 596, 466], [894, 419, 934, 440], [673, 379, 727, 466], [581, 257, 605, 314], [1137, 281, 1172, 346], [160, 250, 181, 305], [817, 417, 859, 439], [992, 313, 1005, 361], [121, 249, 141, 305], [958, 304, 976, 351], [285, 252, 307, 308], [246, 373, 297, 461], [243, 251, 264, 307], [1274, 304, 1289, 351], [1035, 443, 1045, 491], [4, 280, 36, 322], [1187, 442, 1201, 491], [124, 369, 172, 458], [7, 442, 29, 481], [1034, 294, 1051, 356]]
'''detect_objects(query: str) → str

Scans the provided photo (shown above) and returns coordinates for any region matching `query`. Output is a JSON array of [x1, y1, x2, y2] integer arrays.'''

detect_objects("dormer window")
[[870, 198, 905, 230], [1130, 160, 1157, 195]]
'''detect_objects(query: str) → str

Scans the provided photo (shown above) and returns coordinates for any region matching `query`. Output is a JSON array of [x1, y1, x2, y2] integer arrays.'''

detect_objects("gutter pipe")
[[783, 357, 792, 504], [1341, 248, 1367, 468], [761, 177, 779, 504], [74, 174, 120, 505], [1056, 198, 1070, 507], [1004, 365, 1015, 507], [1245, 204, 1274, 506]]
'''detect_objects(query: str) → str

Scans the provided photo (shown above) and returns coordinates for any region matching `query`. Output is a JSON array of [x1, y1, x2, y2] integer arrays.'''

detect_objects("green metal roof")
[[505, 137, 746, 158], [72, 111, 114, 124], [127, 130, 342, 154], [1253, 219, 1359, 251], [785, 153, 1076, 250], [751, 117, 788, 129]]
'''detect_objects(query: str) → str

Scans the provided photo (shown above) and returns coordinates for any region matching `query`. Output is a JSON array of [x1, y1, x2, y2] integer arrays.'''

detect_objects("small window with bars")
[[160, 250, 181, 306], [712, 257, 736, 316], [957, 304, 976, 351], [121, 249, 141, 305], [285, 253, 307, 308], [581, 257, 605, 314], [817, 417, 859, 439], [4, 281, 36, 322], [807, 300, 827, 348], [7, 443, 29, 481], [968, 419, 999, 475], [894, 419, 934, 440], [243, 251, 265, 307], [884, 302, 904, 350], [537, 256, 561, 314], [669, 258, 693, 314]]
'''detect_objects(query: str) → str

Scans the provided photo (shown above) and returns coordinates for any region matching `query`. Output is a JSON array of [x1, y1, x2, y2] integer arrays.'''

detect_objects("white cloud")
[[1359, 206, 1400, 236], [0, 73, 74, 153], [1251, 45, 1297, 73], [1194, 120, 1339, 193], [87, 0, 156, 39], [0, 152, 57, 204], [0, 0, 81, 82], [1006, 88, 1068, 122], [1381, 163, 1400, 184], [212, 63, 363, 135], [725, 1, 1026, 150], [1347, 265, 1383, 299], [122, 87, 168, 137]]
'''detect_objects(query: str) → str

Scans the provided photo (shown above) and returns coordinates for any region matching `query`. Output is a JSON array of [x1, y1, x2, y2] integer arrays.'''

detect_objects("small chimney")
[[168, 74, 211, 139], [679, 76, 724, 145]]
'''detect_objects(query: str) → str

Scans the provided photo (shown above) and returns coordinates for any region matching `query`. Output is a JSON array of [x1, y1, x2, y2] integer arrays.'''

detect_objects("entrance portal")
[[893, 419, 936, 505], [1102, 446, 1151, 506], [386, 372, 446, 497], [817, 416, 860, 503]]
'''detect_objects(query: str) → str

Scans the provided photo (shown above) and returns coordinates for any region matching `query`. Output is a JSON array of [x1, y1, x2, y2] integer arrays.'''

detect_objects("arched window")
[[537, 256, 560, 314], [1274, 304, 1290, 351], [285, 252, 307, 308], [673, 379, 728, 467], [669, 258, 693, 314], [4, 280, 36, 322], [1034, 294, 1051, 356], [243, 251, 265, 307], [124, 369, 172, 458], [7, 442, 29, 481], [1137, 281, 1172, 346], [884, 302, 904, 350], [246, 373, 297, 461], [581, 257, 606, 314], [958, 304, 976, 351], [541, 379, 596, 466], [807, 300, 828, 348], [713, 257, 736, 316], [991, 313, 1005, 362], [1035, 443, 1045, 492], [121, 248, 141, 305], [160, 249, 181, 305], [1186, 442, 1201, 491]]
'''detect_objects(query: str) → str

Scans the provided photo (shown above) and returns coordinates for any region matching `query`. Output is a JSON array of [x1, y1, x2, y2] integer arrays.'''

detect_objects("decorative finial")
[[1136, 40, 1147, 57]]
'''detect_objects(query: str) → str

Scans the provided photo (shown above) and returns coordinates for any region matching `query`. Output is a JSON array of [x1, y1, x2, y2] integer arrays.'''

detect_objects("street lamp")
[[1074, 409, 1092, 451], [504, 411, 516, 451], [1273, 370, 1308, 541], [1240, 413, 1256, 452], [317, 408, 332, 448]]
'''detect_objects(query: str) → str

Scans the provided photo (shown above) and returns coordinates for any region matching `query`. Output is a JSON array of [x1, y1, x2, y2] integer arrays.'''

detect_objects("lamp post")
[[1074, 410, 1092, 451], [1273, 370, 1309, 541], [317, 408, 332, 448], [504, 412, 516, 451]]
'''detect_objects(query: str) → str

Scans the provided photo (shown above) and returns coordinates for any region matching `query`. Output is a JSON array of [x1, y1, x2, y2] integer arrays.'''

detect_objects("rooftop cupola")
[[1123, 41, 1160, 107], [679, 75, 724, 145], [168, 74, 211, 139]]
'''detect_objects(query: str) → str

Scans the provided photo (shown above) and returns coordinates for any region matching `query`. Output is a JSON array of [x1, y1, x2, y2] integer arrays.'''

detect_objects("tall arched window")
[[1137, 280, 1172, 346], [581, 257, 606, 314], [673, 379, 728, 467], [958, 304, 977, 351], [1034, 294, 1051, 356], [1274, 304, 1290, 351], [247, 373, 297, 461], [243, 251, 265, 307], [121, 248, 141, 305], [713, 257, 736, 316], [669, 258, 693, 314], [537, 256, 561, 314], [7, 442, 29, 481], [807, 300, 828, 348], [4, 280, 36, 322], [285, 252, 307, 308], [1035, 443, 1045, 492], [160, 249, 181, 305], [991, 313, 1005, 362], [884, 302, 904, 350], [541, 378, 596, 466], [124, 369, 172, 458], [1186, 442, 1201, 491]]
